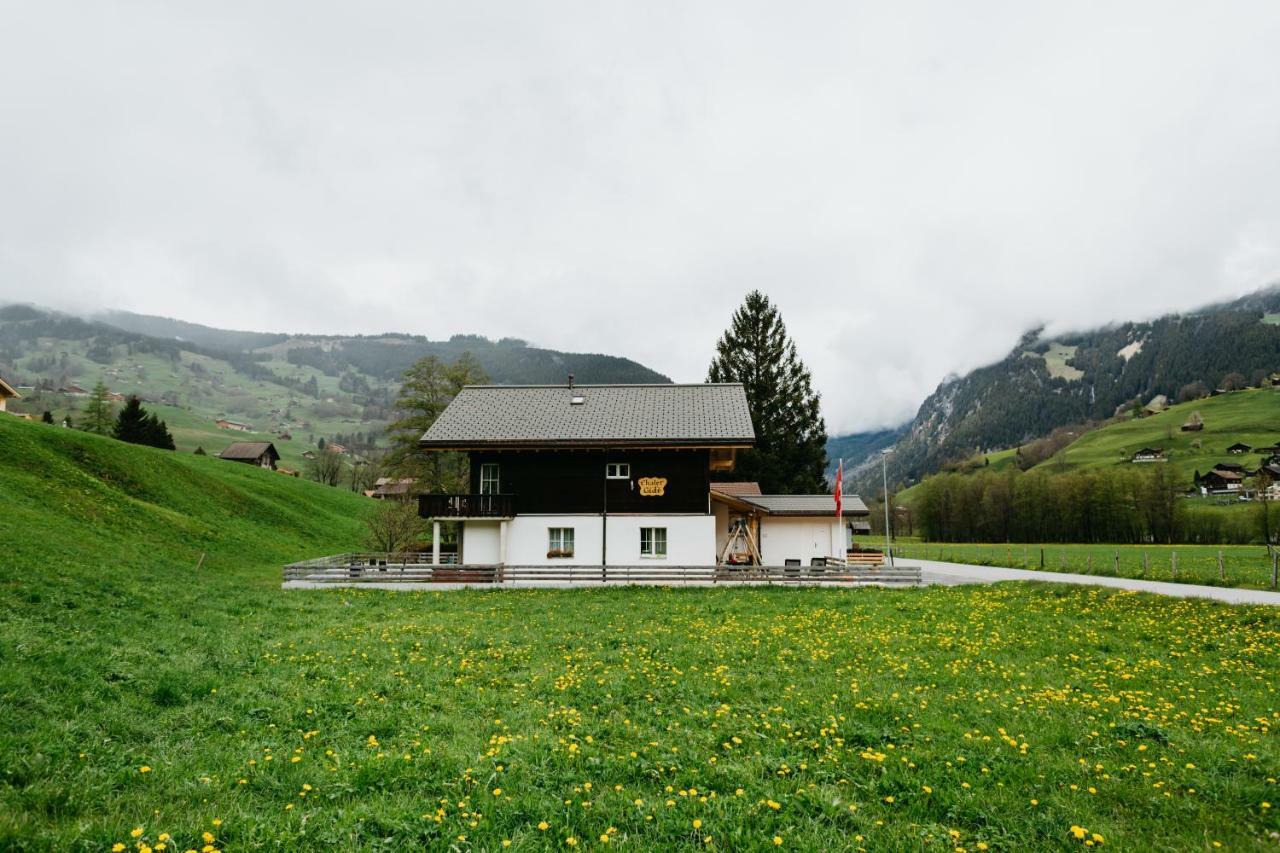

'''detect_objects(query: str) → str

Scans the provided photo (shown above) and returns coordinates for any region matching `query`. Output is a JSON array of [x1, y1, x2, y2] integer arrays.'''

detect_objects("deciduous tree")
[[386, 353, 488, 492]]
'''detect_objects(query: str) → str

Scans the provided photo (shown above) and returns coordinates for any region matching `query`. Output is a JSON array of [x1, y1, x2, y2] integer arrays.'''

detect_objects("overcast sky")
[[3, 2, 1280, 433]]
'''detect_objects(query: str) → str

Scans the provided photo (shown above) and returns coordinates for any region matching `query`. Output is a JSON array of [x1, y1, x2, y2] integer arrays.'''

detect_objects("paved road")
[[915, 558, 1280, 606]]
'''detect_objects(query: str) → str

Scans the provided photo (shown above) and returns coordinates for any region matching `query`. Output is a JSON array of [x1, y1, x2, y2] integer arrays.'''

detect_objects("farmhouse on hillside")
[[215, 418, 252, 432], [415, 383, 868, 567], [1140, 395, 1168, 416], [370, 477, 416, 500], [217, 441, 280, 469], [1198, 469, 1244, 494], [1131, 447, 1166, 462], [0, 375, 19, 413], [1226, 442, 1252, 454]]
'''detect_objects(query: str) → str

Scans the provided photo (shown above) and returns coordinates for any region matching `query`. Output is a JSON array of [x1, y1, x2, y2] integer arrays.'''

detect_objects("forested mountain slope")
[[855, 285, 1280, 493]]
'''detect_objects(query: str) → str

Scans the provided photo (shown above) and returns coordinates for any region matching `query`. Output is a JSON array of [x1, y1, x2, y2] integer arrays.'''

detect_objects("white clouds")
[[2, 1, 1279, 432]]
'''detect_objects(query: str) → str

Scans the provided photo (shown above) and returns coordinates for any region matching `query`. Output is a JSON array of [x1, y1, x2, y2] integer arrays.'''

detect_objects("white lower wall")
[[758, 517, 844, 565], [461, 520, 501, 564], [499, 514, 717, 566]]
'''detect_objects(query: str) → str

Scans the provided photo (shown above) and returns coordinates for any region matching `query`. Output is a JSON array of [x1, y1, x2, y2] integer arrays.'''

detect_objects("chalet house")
[[327, 443, 348, 455], [0, 376, 19, 413], [215, 419, 252, 432], [217, 441, 280, 469], [416, 383, 867, 567], [1131, 447, 1165, 462], [60, 384, 89, 396], [1199, 469, 1243, 494], [1226, 442, 1252, 455], [1180, 419, 1203, 432]]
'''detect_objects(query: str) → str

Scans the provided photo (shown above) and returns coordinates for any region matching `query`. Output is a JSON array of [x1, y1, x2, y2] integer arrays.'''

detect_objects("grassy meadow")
[[892, 540, 1279, 590], [2, 417, 1280, 850]]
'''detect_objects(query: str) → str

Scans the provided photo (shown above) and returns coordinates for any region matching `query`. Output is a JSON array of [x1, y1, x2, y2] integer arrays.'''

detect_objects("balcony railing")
[[419, 493, 515, 518]]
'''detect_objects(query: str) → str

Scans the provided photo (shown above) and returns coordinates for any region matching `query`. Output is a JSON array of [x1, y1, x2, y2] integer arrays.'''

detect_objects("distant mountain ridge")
[[0, 305, 671, 387], [850, 285, 1280, 493], [0, 304, 672, 458]]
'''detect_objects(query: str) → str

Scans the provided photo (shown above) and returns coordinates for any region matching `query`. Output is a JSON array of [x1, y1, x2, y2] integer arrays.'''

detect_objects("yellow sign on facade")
[[638, 477, 667, 497]]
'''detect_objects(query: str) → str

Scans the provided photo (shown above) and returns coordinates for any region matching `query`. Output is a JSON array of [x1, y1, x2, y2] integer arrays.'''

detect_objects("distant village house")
[[215, 419, 252, 432], [1226, 442, 1252, 455], [0, 376, 19, 413], [1198, 469, 1243, 494], [217, 442, 280, 469], [370, 477, 417, 500], [1130, 447, 1165, 463]]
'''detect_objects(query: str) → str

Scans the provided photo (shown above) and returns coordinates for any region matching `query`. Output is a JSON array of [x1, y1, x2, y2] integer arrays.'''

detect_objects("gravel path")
[[915, 558, 1280, 606]]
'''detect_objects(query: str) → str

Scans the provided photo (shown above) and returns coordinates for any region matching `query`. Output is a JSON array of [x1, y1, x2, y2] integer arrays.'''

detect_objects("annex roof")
[[419, 384, 756, 449], [218, 441, 279, 461], [741, 494, 870, 516], [710, 481, 763, 496]]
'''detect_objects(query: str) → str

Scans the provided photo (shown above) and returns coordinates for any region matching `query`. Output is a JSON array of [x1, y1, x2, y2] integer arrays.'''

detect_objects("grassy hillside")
[[1049, 387, 1280, 483], [2, 416, 1280, 849], [0, 415, 369, 582]]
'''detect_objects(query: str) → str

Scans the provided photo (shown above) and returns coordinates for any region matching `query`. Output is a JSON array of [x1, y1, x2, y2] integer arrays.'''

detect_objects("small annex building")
[[0, 375, 19, 413], [416, 382, 866, 567], [217, 441, 280, 469], [710, 487, 871, 567]]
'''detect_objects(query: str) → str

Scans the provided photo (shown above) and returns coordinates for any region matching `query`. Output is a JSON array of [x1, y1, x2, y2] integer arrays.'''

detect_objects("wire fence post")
[[1172, 550, 1178, 581], [1218, 550, 1224, 583], [1272, 552, 1278, 591]]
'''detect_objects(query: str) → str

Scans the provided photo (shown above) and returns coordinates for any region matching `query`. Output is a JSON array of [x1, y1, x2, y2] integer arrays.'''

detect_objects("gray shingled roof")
[[419, 384, 755, 448], [218, 441, 278, 460], [742, 494, 870, 516]]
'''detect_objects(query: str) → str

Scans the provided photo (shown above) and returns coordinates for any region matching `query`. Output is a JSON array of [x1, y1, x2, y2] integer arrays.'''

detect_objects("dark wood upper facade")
[[467, 449, 712, 515]]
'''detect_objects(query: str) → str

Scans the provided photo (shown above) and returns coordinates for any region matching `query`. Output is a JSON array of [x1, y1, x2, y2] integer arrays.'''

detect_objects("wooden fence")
[[283, 553, 921, 588]]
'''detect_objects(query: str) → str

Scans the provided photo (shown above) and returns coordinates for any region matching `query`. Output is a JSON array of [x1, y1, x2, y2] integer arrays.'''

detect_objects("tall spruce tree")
[[113, 396, 175, 450], [114, 396, 150, 444], [707, 291, 828, 493]]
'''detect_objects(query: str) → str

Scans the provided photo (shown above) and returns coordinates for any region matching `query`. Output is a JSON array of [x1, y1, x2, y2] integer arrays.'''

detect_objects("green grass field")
[[892, 540, 1278, 589], [3, 417, 1279, 850]]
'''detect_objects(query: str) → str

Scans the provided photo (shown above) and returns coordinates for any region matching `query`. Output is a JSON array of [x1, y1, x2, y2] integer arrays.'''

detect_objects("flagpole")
[[834, 457, 843, 561]]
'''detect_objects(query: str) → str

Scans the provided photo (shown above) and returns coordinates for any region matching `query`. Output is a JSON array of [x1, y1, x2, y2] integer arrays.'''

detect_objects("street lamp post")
[[881, 449, 893, 567]]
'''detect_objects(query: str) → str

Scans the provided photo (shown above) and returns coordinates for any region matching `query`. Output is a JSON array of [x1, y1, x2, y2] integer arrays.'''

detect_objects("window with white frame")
[[548, 527, 575, 558], [606, 462, 630, 480], [479, 463, 499, 494], [639, 526, 667, 558]]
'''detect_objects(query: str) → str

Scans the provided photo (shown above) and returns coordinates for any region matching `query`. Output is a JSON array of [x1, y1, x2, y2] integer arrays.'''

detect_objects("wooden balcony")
[[419, 493, 515, 519]]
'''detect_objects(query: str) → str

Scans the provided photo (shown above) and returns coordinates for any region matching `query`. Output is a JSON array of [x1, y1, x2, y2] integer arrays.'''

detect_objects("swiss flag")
[[834, 459, 843, 518]]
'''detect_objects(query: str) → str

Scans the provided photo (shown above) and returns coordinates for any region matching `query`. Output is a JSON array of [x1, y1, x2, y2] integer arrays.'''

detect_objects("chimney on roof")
[[568, 373, 575, 389]]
